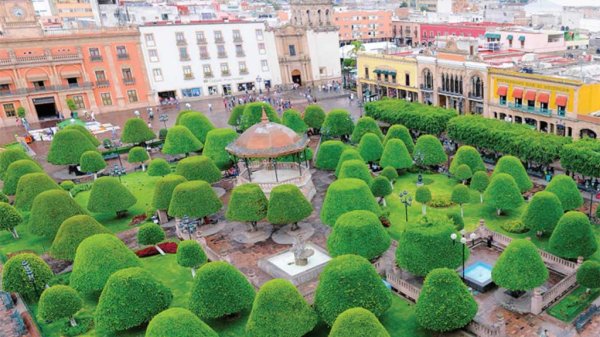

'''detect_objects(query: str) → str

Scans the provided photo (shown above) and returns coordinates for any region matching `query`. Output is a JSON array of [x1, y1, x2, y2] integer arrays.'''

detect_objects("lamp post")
[[256, 75, 263, 94], [111, 164, 125, 182], [179, 215, 198, 240], [159, 113, 169, 129], [399, 190, 412, 222], [451, 230, 477, 281], [588, 186, 599, 218], [414, 150, 425, 186], [443, 139, 453, 176]]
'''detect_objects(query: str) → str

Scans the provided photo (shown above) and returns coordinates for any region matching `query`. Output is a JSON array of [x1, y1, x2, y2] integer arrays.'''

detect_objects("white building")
[[32, 0, 54, 16], [139, 20, 281, 101]]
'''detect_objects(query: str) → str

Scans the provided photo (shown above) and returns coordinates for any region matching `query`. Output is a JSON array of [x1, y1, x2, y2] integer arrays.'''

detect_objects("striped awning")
[[538, 93, 549, 104], [497, 86, 508, 96], [525, 90, 536, 101], [556, 95, 568, 107]]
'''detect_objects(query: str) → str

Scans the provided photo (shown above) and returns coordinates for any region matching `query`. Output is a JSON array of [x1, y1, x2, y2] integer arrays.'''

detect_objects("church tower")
[[0, 0, 42, 37], [289, 0, 335, 29]]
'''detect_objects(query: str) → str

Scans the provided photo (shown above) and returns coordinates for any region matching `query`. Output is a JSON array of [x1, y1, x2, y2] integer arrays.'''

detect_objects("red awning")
[[525, 90, 536, 101], [512, 88, 523, 99], [497, 86, 508, 96], [556, 95, 568, 107], [538, 92, 549, 104]]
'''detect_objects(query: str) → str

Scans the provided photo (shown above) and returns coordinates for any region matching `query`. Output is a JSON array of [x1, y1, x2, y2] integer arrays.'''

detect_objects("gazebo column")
[[244, 157, 252, 182], [272, 158, 279, 182], [303, 149, 309, 169], [297, 153, 302, 176]]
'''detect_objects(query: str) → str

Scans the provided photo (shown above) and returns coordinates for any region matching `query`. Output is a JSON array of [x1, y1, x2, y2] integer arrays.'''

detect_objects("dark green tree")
[[203, 128, 238, 170], [577, 261, 600, 289], [29, 189, 87, 239], [38, 285, 82, 327], [379, 139, 412, 170], [175, 155, 222, 183], [449, 145, 485, 175], [47, 129, 98, 165], [492, 239, 548, 291], [282, 109, 308, 133], [168, 180, 223, 219], [147, 158, 172, 176], [335, 148, 363, 177], [338, 159, 373, 186], [267, 184, 312, 229], [14, 173, 60, 211], [549, 211, 598, 259], [327, 210, 391, 260], [350, 116, 383, 143], [152, 174, 187, 211], [415, 186, 432, 215], [178, 111, 215, 143], [226, 183, 268, 231], [2, 253, 53, 301], [383, 124, 414, 154], [162, 125, 203, 156], [79, 151, 106, 179], [544, 174, 584, 211], [321, 178, 380, 226], [121, 118, 156, 145], [176, 240, 207, 278], [0, 202, 22, 239], [240, 103, 280, 131], [3, 159, 43, 195], [454, 164, 472, 184], [484, 173, 523, 215], [470, 171, 489, 203], [522, 191, 563, 235], [358, 133, 384, 167], [329, 307, 390, 337], [413, 135, 447, 167], [315, 140, 346, 170], [137, 223, 166, 254], [371, 176, 392, 204], [0, 149, 32, 180], [303, 105, 326, 132], [128, 146, 150, 171], [50, 215, 110, 261], [451, 184, 470, 217], [321, 109, 354, 139], [491, 155, 532, 193], [87, 177, 137, 217], [63, 124, 100, 147], [146, 308, 218, 337]]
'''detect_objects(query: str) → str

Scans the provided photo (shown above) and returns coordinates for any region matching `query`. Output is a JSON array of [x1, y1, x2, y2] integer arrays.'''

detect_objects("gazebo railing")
[[237, 161, 311, 192]]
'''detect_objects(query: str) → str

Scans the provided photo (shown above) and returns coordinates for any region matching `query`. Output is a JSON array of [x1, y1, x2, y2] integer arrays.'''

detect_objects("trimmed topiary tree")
[[470, 171, 489, 203], [416, 268, 478, 332], [168, 180, 223, 219], [240, 103, 280, 131], [521, 191, 563, 235], [0, 202, 22, 239], [492, 239, 548, 292], [380, 139, 412, 170], [29, 189, 87, 239], [380, 166, 398, 182], [189, 261, 255, 320], [327, 210, 391, 260], [314, 254, 392, 326], [484, 173, 523, 215], [321, 178, 380, 226], [176, 240, 207, 278], [576, 261, 600, 289], [3, 159, 43, 195], [228, 104, 246, 128], [175, 155, 221, 183], [329, 307, 390, 337], [413, 135, 447, 167], [335, 148, 363, 177], [162, 125, 203, 156], [137, 223, 166, 255], [545, 174, 584, 211], [0, 191, 8, 203], [87, 177, 137, 217], [226, 183, 268, 231], [38, 285, 82, 327], [350, 116, 383, 144], [147, 158, 172, 176], [178, 111, 215, 143], [451, 184, 470, 217], [449, 145, 485, 176], [71, 234, 141, 295], [152, 174, 187, 211], [315, 140, 346, 170], [338, 159, 373, 186], [146, 308, 218, 337], [415, 186, 432, 215], [321, 109, 354, 140], [14, 173, 60, 211], [282, 109, 308, 133], [454, 164, 472, 184], [304, 105, 326, 132], [383, 124, 414, 153], [2, 253, 53, 301], [203, 128, 238, 170], [121, 118, 156, 145], [549, 211, 598, 259], [63, 124, 100, 147], [47, 129, 98, 166], [0, 148, 32, 180], [358, 133, 384, 168], [95, 267, 172, 333], [492, 155, 532, 193], [50, 215, 110, 261], [79, 150, 106, 179], [246, 279, 317, 337], [128, 147, 150, 171], [447, 211, 464, 231], [371, 176, 392, 204], [396, 215, 467, 276], [267, 184, 312, 229]]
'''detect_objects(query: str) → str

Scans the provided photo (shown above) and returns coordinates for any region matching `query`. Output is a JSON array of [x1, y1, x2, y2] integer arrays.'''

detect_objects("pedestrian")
[[208, 103, 213, 113], [91, 110, 96, 122]]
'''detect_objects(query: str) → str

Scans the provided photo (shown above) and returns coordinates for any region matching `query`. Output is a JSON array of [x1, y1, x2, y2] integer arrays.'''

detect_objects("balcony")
[[117, 53, 130, 60], [184, 74, 195, 80], [221, 71, 231, 76], [204, 72, 213, 78], [96, 80, 110, 88], [236, 51, 245, 57], [468, 92, 484, 101], [56, 82, 93, 91], [507, 102, 552, 116], [240, 69, 249, 75], [180, 55, 191, 62], [0, 53, 82, 66], [90, 55, 103, 62], [0, 89, 27, 97], [176, 39, 187, 46], [123, 78, 136, 85], [233, 36, 243, 43], [419, 84, 434, 92], [200, 53, 210, 60], [215, 38, 224, 43], [218, 52, 227, 59], [197, 38, 207, 45], [438, 87, 463, 97]]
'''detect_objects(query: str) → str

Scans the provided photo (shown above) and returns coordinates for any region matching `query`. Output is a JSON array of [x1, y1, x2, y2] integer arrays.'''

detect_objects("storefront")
[[222, 84, 232, 95], [181, 87, 202, 98], [237, 82, 255, 92]]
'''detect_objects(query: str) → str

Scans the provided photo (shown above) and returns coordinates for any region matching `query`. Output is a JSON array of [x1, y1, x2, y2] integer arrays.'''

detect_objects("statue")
[[292, 235, 314, 266]]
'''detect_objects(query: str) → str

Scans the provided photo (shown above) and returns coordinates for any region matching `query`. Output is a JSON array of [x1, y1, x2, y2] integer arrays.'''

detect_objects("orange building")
[[0, 1, 152, 127], [333, 9, 393, 44]]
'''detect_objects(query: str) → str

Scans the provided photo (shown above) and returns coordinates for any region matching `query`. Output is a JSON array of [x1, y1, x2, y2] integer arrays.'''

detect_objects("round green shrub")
[[146, 308, 218, 337], [321, 109, 354, 139], [395, 215, 467, 276], [0, 202, 22, 238], [335, 148, 363, 177], [327, 210, 391, 260], [178, 111, 215, 143], [338, 159, 373, 186], [226, 184, 268, 226], [147, 158, 172, 176], [454, 164, 473, 183], [483, 173, 523, 215], [3, 159, 43, 195], [314, 254, 392, 326], [63, 124, 100, 147], [499, 219, 527, 234], [358, 133, 384, 164], [152, 174, 187, 211], [371, 176, 392, 202], [121, 118, 155, 145], [451, 184, 470, 216], [321, 178, 380, 226], [267, 184, 312, 225], [413, 135, 447, 167], [228, 104, 246, 127], [203, 128, 238, 170], [416, 268, 478, 332], [60, 180, 75, 191], [175, 155, 221, 183], [449, 145, 485, 175], [95, 267, 172, 333], [415, 186, 432, 204], [189, 261, 255, 320], [175, 110, 194, 125], [427, 195, 454, 208], [491, 155, 532, 193], [246, 279, 317, 337], [521, 191, 563, 235], [159, 128, 168, 140], [577, 261, 600, 289], [137, 223, 165, 246], [48, 129, 98, 165], [38, 285, 82, 323], [549, 211, 598, 259], [470, 171, 489, 203], [350, 117, 383, 144], [70, 234, 141, 295], [303, 105, 326, 131], [87, 177, 137, 216], [380, 139, 412, 170], [29, 189, 87, 239], [0, 149, 32, 180], [240, 103, 280, 131], [329, 307, 390, 337], [50, 215, 110, 260], [14, 173, 60, 211], [282, 109, 308, 133], [176, 240, 207, 270], [168, 180, 222, 218], [315, 140, 346, 170], [545, 174, 583, 211], [162, 125, 203, 155], [79, 151, 106, 174], [380, 166, 398, 182], [128, 146, 149, 166], [492, 239, 548, 291], [2, 253, 53, 301], [383, 124, 414, 154]]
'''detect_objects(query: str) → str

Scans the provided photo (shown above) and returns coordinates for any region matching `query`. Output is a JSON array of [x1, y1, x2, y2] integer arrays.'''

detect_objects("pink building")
[[419, 22, 513, 46], [333, 10, 393, 44]]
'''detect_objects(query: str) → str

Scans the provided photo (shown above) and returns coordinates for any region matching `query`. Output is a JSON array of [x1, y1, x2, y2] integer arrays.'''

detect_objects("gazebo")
[[226, 110, 316, 200]]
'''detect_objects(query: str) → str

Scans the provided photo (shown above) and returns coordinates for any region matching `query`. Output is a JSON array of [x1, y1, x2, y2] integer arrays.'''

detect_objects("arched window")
[[325, 9, 330, 23], [306, 10, 311, 25], [317, 9, 322, 24]]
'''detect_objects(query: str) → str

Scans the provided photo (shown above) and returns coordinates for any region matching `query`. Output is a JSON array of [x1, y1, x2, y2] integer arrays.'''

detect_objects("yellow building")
[[488, 68, 600, 139], [357, 53, 419, 102]]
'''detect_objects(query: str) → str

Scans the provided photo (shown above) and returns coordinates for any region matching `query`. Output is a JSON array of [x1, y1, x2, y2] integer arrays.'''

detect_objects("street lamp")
[[588, 186, 599, 218], [111, 164, 125, 182], [179, 215, 198, 240], [256, 75, 263, 93], [399, 190, 412, 222], [151, 215, 159, 224], [443, 139, 453, 176], [414, 150, 425, 186], [451, 230, 476, 281], [159, 113, 169, 129]]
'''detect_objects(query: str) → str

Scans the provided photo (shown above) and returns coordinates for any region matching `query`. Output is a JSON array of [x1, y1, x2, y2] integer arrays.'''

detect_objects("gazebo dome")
[[226, 112, 309, 158]]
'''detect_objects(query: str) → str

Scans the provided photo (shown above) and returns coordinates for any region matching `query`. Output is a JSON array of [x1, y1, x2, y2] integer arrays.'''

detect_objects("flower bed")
[[135, 242, 178, 257]]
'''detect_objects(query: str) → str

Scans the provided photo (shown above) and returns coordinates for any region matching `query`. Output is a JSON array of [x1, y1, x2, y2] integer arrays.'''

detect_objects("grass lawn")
[[547, 287, 600, 323]]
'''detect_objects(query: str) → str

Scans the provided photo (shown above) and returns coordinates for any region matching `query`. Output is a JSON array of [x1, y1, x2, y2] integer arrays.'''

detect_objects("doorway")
[[291, 69, 302, 86], [32, 97, 57, 120]]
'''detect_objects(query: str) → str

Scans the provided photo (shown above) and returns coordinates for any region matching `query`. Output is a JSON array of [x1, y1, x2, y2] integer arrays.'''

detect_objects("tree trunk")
[[382, 198, 387, 207], [155, 245, 165, 255], [191, 268, 196, 278], [496, 208, 502, 216], [480, 193, 483, 203], [69, 317, 78, 327], [93, 173, 97, 180], [460, 205, 464, 218], [422, 204, 426, 215], [142, 163, 146, 172], [10, 228, 19, 239]]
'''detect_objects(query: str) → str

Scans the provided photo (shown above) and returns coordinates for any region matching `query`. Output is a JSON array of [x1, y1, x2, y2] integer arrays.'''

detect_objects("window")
[[288, 45, 296, 56], [116, 46, 128, 59], [217, 45, 226, 58], [235, 44, 244, 57], [256, 29, 264, 41], [239, 61, 248, 74], [258, 43, 266, 55], [0, 84, 9, 93], [153, 68, 163, 82], [148, 49, 159, 62], [71, 95, 85, 109], [499, 95, 507, 105], [101, 93, 112, 106], [199, 46, 209, 59], [67, 77, 79, 88], [365, 67, 369, 79], [196, 31, 206, 43], [261, 60, 269, 72], [203, 64, 212, 77], [221, 63, 230, 75], [3, 104, 16, 118], [179, 47, 189, 61], [33, 80, 45, 89], [183, 65, 193, 80], [405, 74, 410, 86], [122, 68, 133, 80], [319, 67, 326, 75], [540, 101, 548, 110], [175, 32, 186, 45], [182, 88, 202, 98], [515, 97, 522, 106], [144, 33, 155, 46], [89, 48, 101, 61], [127, 90, 138, 103], [557, 105, 566, 116], [233, 30, 242, 42], [214, 30, 223, 43]]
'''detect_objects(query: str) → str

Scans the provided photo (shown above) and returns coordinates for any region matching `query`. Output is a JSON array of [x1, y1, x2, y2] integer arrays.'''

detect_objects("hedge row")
[[364, 99, 456, 135]]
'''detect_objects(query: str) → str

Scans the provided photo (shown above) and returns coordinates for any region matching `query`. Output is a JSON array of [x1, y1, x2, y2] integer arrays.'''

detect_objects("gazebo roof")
[[226, 110, 309, 158]]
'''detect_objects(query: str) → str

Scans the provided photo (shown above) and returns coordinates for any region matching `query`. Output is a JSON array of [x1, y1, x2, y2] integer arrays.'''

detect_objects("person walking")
[[208, 103, 213, 113]]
